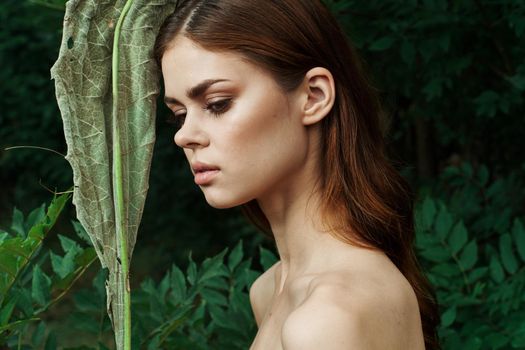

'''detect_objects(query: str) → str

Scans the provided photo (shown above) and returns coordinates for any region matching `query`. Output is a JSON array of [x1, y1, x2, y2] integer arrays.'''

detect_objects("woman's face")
[[161, 36, 312, 209]]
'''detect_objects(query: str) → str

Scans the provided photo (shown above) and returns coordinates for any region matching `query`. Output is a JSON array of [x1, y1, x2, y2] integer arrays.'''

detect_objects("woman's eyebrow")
[[164, 78, 231, 105]]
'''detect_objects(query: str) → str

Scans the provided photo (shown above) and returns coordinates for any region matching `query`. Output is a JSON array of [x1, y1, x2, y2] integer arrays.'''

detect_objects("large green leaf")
[[50, 0, 176, 347]]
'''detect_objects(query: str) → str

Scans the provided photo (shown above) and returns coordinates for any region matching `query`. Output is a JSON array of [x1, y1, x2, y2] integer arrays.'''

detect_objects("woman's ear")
[[300, 67, 335, 126]]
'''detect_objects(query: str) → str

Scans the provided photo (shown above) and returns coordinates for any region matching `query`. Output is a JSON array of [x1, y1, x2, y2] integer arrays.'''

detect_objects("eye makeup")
[[165, 98, 233, 128]]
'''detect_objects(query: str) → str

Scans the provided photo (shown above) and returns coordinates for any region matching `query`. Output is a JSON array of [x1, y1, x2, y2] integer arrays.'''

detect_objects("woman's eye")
[[205, 98, 232, 116]]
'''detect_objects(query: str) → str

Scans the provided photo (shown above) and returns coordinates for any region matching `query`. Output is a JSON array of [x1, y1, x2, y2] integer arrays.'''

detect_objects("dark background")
[[1, 3, 524, 346]]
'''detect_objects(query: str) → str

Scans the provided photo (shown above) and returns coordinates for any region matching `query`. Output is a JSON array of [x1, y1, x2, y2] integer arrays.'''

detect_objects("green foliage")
[[2, 172, 525, 349], [1, 0, 524, 349], [415, 163, 525, 349], [61, 240, 274, 349], [0, 193, 98, 348], [0, 192, 274, 349], [327, 0, 525, 175]]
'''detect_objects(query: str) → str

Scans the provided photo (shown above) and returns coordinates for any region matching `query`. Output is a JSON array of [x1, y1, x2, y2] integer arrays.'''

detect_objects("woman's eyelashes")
[[204, 98, 232, 116], [165, 98, 233, 128]]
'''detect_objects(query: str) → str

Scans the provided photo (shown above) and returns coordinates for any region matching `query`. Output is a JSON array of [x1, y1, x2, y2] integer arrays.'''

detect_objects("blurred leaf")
[[10, 207, 25, 237], [199, 248, 229, 283], [441, 305, 456, 327], [499, 233, 518, 274], [421, 197, 437, 231], [474, 90, 499, 117], [0, 297, 18, 326], [369, 36, 395, 51], [187, 252, 198, 286], [31, 264, 51, 307], [259, 246, 278, 270], [44, 329, 57, 350], [435, 206, 453, 240], [420, 245, 451, 263], [31, 320, 46, 347], [169, 265, 187, 304], [489, 256, 505, 283], [71, 220, 92, 246], [467, 267, 488, 284], [449, 221, 468, 255], [459, 239, 478, 270], [228, 240, 244, 272], [26, 203, 46, 232]]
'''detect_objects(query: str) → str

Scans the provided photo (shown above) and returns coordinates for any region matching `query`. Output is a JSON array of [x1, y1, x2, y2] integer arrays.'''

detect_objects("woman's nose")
[[173, 113, 209, 149]]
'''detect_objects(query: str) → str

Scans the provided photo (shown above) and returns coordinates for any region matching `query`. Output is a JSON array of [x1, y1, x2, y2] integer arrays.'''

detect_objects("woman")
[[154, 0, 440, 349]]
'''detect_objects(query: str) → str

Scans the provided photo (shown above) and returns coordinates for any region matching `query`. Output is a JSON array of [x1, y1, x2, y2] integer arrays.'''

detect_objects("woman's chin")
[[202, 191, 250, 209]]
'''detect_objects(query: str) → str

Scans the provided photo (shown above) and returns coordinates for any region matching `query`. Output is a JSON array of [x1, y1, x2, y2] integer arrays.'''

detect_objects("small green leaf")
[[158, 272, 170, 301], [423, 78, 444, 101], [16, 288, 35, 317], [459, 239, 478, 270], [0, 297, 18, 326], [259, 246, 278, 270], [186, 252, 198, 286], [473, 90, 499, 117], [369, 36, 395, 51], [477, 165, 489, 186], [71, 220, 92, 246], [57, 234, 81, 254], [44, 330, 57, 350], [499, 233, 518, 274], [463, 337, 482, 350], [449, 221, 468, 255], [50, 249, 77, 279], [199, 248, 229, 283], [228, 240, 244, 272], [420, 245, 451, 263], [441, 305, 456, 327], [10, 207, 25, 237], [200, 288, 228, 307], [32, 265, 52, 307], [0, 249, 20, 277], [31, 321, 46, 347], [0, 231, 9, 244], [169, 265, 187, 303], [421, 197, 436, 231], [26, 204, 46, 232], [467, 267, 488, 284], [484, 333, 508, 348], [431, 263, 460, 277], [435, 207, 453, 240]]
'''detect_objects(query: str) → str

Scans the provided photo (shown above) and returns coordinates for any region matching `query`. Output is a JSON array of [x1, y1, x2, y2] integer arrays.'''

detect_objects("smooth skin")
[[161, 35, 425, 349]]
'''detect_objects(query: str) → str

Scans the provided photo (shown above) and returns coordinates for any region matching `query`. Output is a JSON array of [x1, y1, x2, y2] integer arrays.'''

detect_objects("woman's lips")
[[194, 169, 220, 185]]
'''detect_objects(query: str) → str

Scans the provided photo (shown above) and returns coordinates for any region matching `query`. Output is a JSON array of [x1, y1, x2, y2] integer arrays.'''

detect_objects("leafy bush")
[[415, 163, 525, 349], [60, 240, 278, 349], [2, 162, 525, 349], [0, 192, 97, 348], [0, 192, 275, 349]]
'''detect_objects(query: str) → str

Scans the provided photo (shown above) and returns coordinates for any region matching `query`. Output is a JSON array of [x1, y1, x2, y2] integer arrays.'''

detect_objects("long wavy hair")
[[154, 0, 441, 348]]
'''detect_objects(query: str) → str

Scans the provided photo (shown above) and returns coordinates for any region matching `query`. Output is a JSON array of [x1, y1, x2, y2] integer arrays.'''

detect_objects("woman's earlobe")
[[302, 67, 336, 126]]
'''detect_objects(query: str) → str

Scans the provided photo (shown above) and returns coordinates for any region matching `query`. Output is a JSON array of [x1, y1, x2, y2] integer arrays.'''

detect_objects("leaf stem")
[[4, 145, 66, 158], [112, 0, 134, 349]]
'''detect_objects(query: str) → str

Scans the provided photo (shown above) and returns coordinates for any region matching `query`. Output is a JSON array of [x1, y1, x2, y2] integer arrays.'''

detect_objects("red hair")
[[155, 1, 441, 348]]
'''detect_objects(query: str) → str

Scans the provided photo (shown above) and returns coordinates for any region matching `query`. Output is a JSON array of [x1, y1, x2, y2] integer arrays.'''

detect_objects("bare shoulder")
[[249, 260, 280, 327], [281, 266, 425, 350]]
